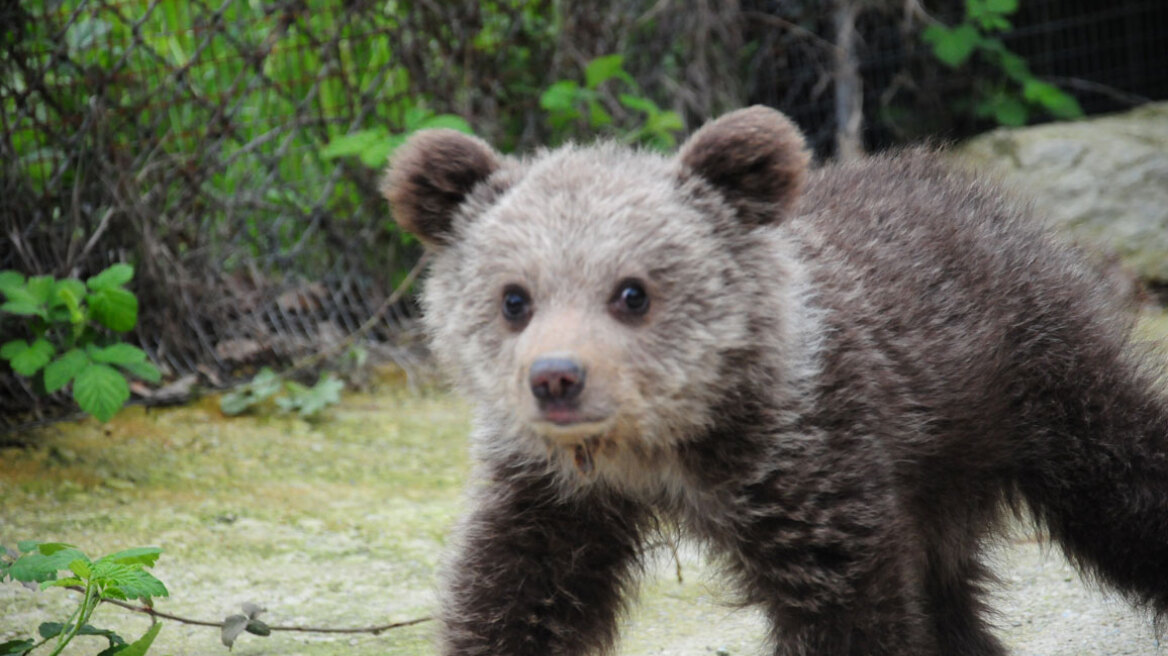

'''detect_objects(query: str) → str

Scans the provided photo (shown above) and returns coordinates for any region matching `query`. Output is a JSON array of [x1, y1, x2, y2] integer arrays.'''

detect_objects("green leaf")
[[37, 623, 125, 648], [36, 623, 67, 639], [86, 264, 134, 291], [74, 363, 131, 422], [649, 110, 684, 134], [1023, 80, 1084, 119], [45, 349, 90, 393], [41, 576, 84, 589], [991, 96, 1029, 126], [985, 15, 1011, 30], [299, 375, 344, 417], [16, 541, 40, 553], [402, 104, 430, 131], [0, 286, 46, 317], [220, 368, 284, 414], [53, 279, 87, 306], [220, 391, 256, 415], [89, 343, 148, 365], [6, 339, 55, 376], [1, 340, 26, 360], [585, 54, 625, 89], [250, 368, 284, 397], [111, 622, 160, 656], [996, 50, 1030, 81], [94, 564, 168, 600], [417, 114, 473, 134], [0, 271, 25, 297], [8, 546, 88, 582], [121, 360, 162, 383], [245, 619, 271, 636], [587, 100, 612, 128], [88, 287, 138, 332], [320, 129, 388, 160], [275, 376, 342, 417], [618, 93, 657, 115], [1044, 91, 1084, 120], [539, 80, 582, 112], [356, 136, 402, 168], [37, 542, 80, 556], [25, 276, 54, 304], [923, 24, 980, 68], [69, 558, 92, 578], [967, 0, 1014, 30], [99, 547, 163, 568], [0, 639, 34, 656]]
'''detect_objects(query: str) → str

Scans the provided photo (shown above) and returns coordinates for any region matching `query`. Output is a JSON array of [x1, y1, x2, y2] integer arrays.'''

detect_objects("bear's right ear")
[[381, 129, 502, 247], [678, 106, 810, 227]]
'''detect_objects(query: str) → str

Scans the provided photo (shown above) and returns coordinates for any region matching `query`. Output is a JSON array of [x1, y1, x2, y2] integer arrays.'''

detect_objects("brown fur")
[[382, 106, 1168, 655], [381, 129, 502, 247]]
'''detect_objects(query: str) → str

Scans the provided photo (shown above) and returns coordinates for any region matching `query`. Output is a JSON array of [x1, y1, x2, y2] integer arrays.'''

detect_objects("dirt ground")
[[3, 311, 1167, 656]]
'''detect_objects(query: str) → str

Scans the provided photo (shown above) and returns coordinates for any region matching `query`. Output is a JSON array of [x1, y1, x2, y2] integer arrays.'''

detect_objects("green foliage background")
[[1, 0, 1100, 427]]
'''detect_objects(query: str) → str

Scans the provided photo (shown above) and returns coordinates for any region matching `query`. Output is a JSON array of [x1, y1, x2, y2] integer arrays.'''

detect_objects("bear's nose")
[[529, 357, 586, 404]]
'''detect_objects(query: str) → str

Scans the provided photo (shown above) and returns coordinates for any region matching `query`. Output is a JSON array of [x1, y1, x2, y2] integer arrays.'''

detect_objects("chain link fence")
[[3, 0, 1165, 431], [1, 0, 451, 429]]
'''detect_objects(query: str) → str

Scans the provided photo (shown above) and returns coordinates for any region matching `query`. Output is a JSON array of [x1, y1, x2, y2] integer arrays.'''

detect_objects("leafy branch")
[[539, 54, 683, 150], [321, 104, 473, 168], [1, 542, 430, 654], [0, 265, 160, 422], [922, 0, 1083, 126], [1, 542, 167, 656]]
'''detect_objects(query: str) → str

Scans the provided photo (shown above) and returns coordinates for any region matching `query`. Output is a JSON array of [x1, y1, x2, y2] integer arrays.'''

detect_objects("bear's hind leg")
[[923, 555, 1007, 656]]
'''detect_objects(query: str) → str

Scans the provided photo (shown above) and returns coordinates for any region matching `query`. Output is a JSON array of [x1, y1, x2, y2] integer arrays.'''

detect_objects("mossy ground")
[[2, 310, 1167, 655]]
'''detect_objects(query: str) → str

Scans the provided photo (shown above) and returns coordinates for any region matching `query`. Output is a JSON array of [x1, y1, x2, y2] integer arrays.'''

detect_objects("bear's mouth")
[[532, 409, 614, 446], [540, 406, 606, 426], [535, 414, 612, 435]]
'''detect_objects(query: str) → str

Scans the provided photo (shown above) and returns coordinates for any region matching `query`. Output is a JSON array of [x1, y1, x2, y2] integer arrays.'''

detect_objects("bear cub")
[[382, 106, 1168, 656]]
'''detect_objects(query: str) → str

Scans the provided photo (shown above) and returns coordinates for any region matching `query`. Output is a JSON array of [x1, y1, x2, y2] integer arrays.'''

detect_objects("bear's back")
[[784, 149, 1134, 475]]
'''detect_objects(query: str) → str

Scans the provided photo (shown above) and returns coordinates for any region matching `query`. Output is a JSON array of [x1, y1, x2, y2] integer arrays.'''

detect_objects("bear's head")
[[383, 107, 812, 486]]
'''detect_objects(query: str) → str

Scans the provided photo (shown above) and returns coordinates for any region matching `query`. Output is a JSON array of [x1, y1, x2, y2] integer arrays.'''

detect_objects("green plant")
[[539, 54, 684, 150], [0, 542, 167, 656], [0, 265, 161, 422], [219, 367, 344, 418], [321, 104, 475, 168], [922, 0, 1083, 126]]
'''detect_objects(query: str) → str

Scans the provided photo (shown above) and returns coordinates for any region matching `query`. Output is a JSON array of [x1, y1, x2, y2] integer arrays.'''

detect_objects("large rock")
[[958, 102, 1168, 284]]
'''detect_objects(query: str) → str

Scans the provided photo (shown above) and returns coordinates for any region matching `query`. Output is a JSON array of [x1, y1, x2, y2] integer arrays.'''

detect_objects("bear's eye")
[[501, 285, 532, 326], [610, 279, 650, 319]]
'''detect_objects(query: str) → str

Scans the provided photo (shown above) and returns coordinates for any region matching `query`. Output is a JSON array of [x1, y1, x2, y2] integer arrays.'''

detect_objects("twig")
[[66, 586, 431, 635]]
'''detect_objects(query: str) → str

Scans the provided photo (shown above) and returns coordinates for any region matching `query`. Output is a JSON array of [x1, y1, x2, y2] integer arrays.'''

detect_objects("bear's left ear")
[[381, 129, 502, 247], [678, 106, 810, 227]]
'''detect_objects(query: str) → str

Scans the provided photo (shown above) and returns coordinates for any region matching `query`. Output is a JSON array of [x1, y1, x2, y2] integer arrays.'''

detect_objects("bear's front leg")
[[439, 468, 647, 656], [705, 442, 935, 656]]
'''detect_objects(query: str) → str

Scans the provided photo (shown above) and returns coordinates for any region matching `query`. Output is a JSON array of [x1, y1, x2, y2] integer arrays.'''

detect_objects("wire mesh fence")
[[1, 0, 445, 430], [2, 0, 1166, 431]]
